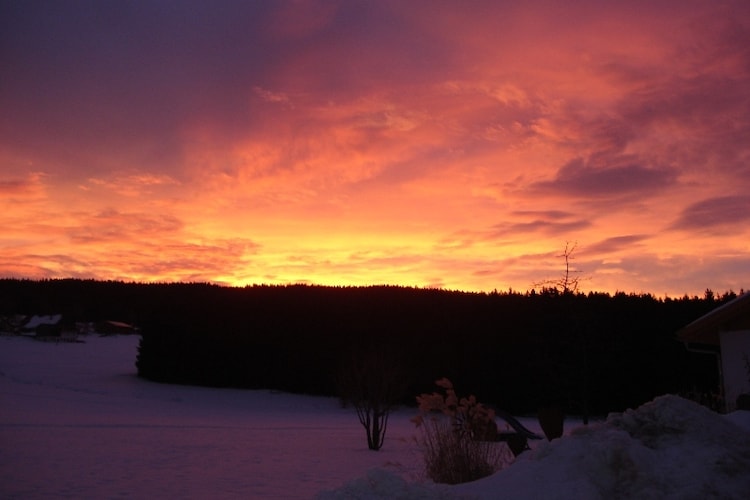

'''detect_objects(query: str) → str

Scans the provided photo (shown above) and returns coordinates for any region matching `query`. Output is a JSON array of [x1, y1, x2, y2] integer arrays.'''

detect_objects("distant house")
[[94, 320, 139, 335], [22, 314, 63, 337], [677, 292, 750, 412]]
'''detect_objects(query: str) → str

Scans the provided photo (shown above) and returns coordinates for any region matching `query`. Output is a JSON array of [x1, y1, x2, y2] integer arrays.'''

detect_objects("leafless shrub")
[[338, 349, 406, 451]]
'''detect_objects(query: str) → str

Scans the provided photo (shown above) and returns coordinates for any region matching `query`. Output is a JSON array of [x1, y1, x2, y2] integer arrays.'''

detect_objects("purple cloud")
[[488, 211, 591, 238], [671, 195, 750, 232], [584, 235, 650, 255], [531, 155, 677, 198]]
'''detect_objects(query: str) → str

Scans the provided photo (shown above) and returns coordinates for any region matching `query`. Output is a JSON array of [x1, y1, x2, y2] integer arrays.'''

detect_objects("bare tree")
[[535, 241, 582, 294], [337, 348, 406, 451]]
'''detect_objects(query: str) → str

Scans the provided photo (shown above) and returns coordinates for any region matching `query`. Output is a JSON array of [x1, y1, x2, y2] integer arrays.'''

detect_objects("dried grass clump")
[[412, 378, 511, 484]]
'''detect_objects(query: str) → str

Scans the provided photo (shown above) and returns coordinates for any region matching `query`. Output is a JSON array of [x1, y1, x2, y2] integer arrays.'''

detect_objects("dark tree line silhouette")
[[0, 279, 732, 414]]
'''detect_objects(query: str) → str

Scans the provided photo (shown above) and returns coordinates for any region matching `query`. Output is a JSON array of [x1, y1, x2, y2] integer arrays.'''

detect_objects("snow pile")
[[323, 396, 750, 499], [599, 396, 750, 498]]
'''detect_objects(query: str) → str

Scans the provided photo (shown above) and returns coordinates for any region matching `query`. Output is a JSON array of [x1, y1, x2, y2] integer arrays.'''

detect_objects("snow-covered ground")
[[1, 334, 748, 499]]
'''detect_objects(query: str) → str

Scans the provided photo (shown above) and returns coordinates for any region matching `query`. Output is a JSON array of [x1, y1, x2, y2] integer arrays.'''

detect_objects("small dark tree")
[[534, 241, 582, 295], [533, 241, 592, 424], [337, 347, 406, 451]]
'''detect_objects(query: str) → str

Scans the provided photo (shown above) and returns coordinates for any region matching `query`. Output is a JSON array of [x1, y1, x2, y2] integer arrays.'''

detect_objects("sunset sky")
[[1, 0, 749, 297]]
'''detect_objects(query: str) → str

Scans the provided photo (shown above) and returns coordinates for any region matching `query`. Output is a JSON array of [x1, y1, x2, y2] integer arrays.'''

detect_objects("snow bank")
[[323, 396, 750, 499]]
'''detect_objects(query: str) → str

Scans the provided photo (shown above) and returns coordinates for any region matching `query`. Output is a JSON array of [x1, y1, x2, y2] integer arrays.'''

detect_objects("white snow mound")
[[323, 395, 750, 499]]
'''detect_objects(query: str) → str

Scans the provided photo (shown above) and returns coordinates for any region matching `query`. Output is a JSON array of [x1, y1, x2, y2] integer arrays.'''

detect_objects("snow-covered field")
[[1, 334, 748, 499]]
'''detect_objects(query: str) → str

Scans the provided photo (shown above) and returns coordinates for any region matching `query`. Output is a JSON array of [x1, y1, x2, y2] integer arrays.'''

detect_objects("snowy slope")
[[0, 335, 425, 498], [1, 334, 749, 499]]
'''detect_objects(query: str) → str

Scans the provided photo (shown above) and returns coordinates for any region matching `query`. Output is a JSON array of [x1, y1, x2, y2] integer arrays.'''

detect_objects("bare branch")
[[533, 241, 584, 294]]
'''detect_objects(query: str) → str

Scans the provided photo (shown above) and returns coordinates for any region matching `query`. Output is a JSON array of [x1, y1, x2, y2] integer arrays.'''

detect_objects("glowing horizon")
[[1, 1, 749, 297]]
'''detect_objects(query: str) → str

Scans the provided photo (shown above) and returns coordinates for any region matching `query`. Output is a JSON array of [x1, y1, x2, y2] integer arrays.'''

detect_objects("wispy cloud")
[[0, 172, 47, 202], [489, 211, 591, 238], [528, 148, 678, 200], [584, 235, 650, 256], [671, 196, 750, 232], [67, 209, 184, 244], [83, 173, 181, 197], [253, 87, 293, 107]]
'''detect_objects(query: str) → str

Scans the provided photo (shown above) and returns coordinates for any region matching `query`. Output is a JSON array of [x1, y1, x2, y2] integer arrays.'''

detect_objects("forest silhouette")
[[0, 279, 731, 415]]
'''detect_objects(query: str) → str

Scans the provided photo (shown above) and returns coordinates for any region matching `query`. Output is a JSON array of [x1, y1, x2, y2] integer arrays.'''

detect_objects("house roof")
[[23, 314, 62, 329], [677, 292, 750, 345]]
